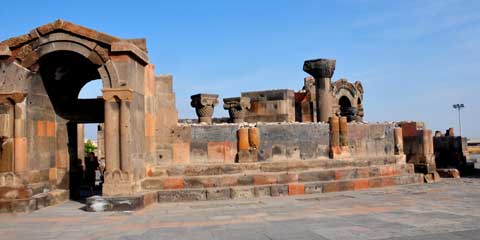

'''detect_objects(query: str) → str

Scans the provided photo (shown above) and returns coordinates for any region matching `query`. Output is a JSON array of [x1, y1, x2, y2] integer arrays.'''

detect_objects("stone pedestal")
[[190, 94, 218, 124], [303, 58, 336, 123], [223, 97, 250, 123]]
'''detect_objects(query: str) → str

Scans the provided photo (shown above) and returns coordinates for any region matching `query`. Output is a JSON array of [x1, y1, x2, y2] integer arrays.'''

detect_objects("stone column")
[[303, 58, 336, 123], [102, 88, 133, 172], [119, 97, 131, 172], [329, 116, 340, 158], [223, 97, 251, 123], [102, 88, 134, 196], [77, 124, 85, 166], [339, 116, 348, 146], [0, 92, 27, 173], [190, 94, 218, 124], [394, 127, 404, 155]]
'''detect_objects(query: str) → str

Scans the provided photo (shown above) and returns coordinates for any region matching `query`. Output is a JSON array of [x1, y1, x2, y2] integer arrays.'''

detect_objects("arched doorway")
[[339, 96, 351, 115], [38, 51, 105, 199]]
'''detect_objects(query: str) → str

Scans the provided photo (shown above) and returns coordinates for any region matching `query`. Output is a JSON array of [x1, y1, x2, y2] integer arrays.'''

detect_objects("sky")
[[1, 0, 479, 140]]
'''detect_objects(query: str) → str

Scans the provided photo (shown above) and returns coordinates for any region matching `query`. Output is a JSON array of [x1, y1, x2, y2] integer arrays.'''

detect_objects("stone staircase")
[[141, 155, 424, 203]]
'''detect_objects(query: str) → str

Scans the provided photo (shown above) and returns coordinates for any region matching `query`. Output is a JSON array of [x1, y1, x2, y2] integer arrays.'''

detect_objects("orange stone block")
[[323, 182, 339, 193], [335, 169, 349, 180], [144, 64, 156, 97], [353, 179, 369, 190], [356, 168, 370, 178], [37, 120, 46, 137], [49, 168, 57, 181], [109, 55, 131, 62], [253, 175, 277, 185], [207, 141, 225, 163], [401, 122, 420, 137], [46, 121, 55, 137], [162, 178, 185, 189], [14, 137, 27, 171], [145, 113, 155, 137], [381, 177, 395, 187], [380, 166, 396, 177], [288, 183, 305, 195], [172, 142, 190, 164], [224, 142, 237, 163], [237, 128, 250, 151]]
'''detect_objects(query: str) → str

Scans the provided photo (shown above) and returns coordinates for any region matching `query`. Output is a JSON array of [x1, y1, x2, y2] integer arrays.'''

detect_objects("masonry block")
[[288, 183, 305, 195], [207, 142, 225, 163], [172, 142, 190, 164], [162, 178, 185, 189], [353, 179, 369, 190], [254, 186, 271, 197], [253, 174, 277, 185], [304, 182, 323, 194], [158, 189, 206, 202], [206, 188, 230, 200], [230, 187, 254, 199], [270, 184, 289, 196]]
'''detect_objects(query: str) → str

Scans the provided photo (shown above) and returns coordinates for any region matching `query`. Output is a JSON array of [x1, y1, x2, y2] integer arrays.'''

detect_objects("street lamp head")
[[453, 104, 465, 109]]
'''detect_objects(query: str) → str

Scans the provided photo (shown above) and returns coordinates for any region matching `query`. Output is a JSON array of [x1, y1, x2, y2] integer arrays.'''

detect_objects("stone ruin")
[[0, 20, 454, 212]]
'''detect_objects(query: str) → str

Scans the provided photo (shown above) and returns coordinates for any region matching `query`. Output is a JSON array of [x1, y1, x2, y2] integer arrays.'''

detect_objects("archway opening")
[[339, 96, 356, 122], [38, 51, 105, 200]]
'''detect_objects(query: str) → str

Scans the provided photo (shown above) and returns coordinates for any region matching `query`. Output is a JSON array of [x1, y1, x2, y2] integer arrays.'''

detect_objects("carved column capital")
[[303, 58, 336, 122], [303, 58, 336, 79], [102, 88, 133, 102], [223, 97, 251, 123], [190, 93, 219, 124], [0, 92, 27, 104]]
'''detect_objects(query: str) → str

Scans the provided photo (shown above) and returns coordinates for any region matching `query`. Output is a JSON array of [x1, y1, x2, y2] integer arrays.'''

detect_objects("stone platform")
[[2, 178, 480, 240], [86, 156, 423, 212]]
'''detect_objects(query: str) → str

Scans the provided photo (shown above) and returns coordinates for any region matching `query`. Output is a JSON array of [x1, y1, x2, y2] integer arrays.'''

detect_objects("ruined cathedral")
[[0, 20, 442, 212]]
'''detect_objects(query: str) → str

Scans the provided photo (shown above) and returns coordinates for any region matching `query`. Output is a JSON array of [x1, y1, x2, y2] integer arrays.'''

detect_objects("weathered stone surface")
[[190, 94, 219, 124], [158, 189, 206, 202], [303, 58, 336, 79], [437, 168, 461, 178], [206, 188, 230, 200], [230, 187, 254, 199]]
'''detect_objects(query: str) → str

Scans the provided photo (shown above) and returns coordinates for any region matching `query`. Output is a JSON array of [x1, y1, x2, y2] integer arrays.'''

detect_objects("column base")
[[102, 170, 140, 196], [330, 146, 351, 159]]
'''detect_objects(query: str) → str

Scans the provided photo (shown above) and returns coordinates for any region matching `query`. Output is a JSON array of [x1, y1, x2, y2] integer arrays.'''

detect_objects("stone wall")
[[398, 121, 436, 174], [433, 136, 469, 169], [241, 90, 295, 123], [152, 122, 397, 167]]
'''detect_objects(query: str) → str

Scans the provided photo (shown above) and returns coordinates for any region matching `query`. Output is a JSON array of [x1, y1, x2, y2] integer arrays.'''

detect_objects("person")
[[84, 152, 99, 196]]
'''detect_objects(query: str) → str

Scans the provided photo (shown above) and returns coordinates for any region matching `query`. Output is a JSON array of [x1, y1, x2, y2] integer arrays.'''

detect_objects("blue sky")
[[1, 0, 479, 139]]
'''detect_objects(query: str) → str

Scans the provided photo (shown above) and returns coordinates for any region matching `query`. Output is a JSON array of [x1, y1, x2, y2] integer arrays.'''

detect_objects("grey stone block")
[[206, 188, 230, 201], [270, 184, 289, 197], [158, 189, 207, 202], [230, 187, 254, 199], [254, 186, 271, 197]]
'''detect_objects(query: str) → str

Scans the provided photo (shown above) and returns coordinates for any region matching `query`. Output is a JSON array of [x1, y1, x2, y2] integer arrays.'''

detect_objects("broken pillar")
[[223, 97, 251, 123], [303, 58, 336, 123], [329, 116, 340, 158], [237, 128, 251, 162], [394, 127, 404, 155], [190, 94, 219, 124]]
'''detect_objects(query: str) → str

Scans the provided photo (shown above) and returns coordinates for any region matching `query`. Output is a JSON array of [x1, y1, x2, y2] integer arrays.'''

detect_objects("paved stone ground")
[[1, 178, 480, 240]]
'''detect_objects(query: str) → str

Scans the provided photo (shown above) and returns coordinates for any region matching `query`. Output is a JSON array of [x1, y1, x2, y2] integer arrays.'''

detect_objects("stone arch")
[[17, 33, 119, 89]]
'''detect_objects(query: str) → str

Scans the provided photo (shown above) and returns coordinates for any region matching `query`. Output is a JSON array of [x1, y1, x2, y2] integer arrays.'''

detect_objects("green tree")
[[84, 139, 97, 155]]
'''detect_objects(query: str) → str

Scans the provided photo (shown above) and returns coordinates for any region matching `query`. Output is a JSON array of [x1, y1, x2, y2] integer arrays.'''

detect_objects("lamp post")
[[453, 104, 465, 136]]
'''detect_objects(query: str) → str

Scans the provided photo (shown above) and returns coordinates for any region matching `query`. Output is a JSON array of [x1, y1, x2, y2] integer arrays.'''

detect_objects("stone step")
[[142, 163, 414, 191], [155, 174, 424, 203], [149, 155, 404, 178], [0, 189, 69, 213]]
